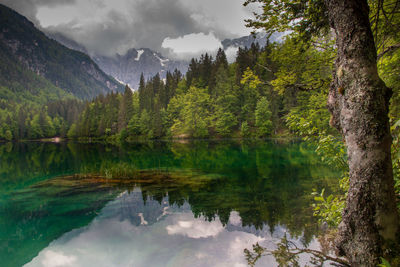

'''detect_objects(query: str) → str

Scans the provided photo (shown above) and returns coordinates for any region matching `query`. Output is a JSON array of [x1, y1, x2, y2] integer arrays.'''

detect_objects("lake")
[[0, 140, 340, 267]]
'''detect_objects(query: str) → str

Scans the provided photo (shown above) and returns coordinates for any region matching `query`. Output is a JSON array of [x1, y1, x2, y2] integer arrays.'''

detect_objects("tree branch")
[[256, 62, 273, 72], [377, 43, 400, 59], [286, 240, 351, 267]]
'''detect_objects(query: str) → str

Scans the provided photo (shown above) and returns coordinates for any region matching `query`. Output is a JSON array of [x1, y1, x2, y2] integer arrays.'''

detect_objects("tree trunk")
[[325, 0, 400, 265]]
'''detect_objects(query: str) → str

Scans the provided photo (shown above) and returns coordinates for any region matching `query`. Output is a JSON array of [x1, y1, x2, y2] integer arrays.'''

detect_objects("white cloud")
[[228, 211, 242, 226], [162, 32, 222, 58], [225, 46, 240, 63], [166, 215, 224, 238], [41, 250, 76, 267]]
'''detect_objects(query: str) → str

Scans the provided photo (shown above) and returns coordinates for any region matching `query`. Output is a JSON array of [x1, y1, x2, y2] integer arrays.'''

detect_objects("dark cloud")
[[43, 0, 213, 57], [0, 0, 253, 58], [0, 0, 76, 24]]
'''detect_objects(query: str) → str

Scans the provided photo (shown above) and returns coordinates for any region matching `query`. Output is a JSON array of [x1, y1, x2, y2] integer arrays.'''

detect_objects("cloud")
[[0, 0, 76, 25], [0, 0, 255, 57], [38, 0, 209, 56], [162, 32, 222, 60], [225, 46, 240, 63], [26, 212, 267, 267], [24, 190, 323, 267], [166, 214, 225, 238], [228, 211, 242, 226], [41, 250, 76, 267]]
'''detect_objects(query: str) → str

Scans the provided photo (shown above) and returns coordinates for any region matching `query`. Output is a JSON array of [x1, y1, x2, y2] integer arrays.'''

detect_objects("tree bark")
[[325, 0, 400, 265]]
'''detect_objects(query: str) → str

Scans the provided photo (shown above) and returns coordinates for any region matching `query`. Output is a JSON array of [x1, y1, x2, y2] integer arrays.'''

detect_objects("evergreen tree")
[[138, 74, 146, 111], [255, 97, 273, 137], [118, 85, 134, 132]]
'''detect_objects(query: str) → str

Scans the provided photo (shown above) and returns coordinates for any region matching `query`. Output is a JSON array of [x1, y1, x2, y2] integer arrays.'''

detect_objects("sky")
[[0, 0, 258, 59]]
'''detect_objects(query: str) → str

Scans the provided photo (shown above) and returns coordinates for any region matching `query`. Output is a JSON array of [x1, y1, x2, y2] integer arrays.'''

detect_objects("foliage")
[[310, 118, 400, 229], [64, 45, 290, 141], [312, 184, 346, 227], [0, 99, 84, 140], [240, 67, 262, 89], [270, 37, 333, 96], [391, 119, 400, 209], [255, 97, 273, 137], [271, 39, 348, 229], [244, 236, 350, 267], [287, 91, 348, 228], [243, 0, 330, 41], [171, 86, 211, 138], [244, 243, 267, 267], [0, 32, 338, 141], [241, 121, 251, 138], [378, 258, 392, 267]]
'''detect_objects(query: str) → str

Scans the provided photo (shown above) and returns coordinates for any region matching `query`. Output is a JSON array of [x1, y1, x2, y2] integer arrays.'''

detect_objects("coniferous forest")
[[0, 42, 334, 141], [2, 32, 398, 144]]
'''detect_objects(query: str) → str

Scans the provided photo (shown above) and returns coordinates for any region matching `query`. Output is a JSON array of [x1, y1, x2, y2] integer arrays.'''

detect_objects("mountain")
[[92, 48, 188, 89], [47, 32, 89, 55], [222, 32, 283, 50], [49, 31, 189, 89], [47, 30, 280, 91], [0, 4, 123, 102]]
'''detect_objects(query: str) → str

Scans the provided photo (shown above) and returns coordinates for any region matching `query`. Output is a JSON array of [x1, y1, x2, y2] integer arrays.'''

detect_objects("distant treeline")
[[68, 44, 278, 140], [1, 32, 399, 141]]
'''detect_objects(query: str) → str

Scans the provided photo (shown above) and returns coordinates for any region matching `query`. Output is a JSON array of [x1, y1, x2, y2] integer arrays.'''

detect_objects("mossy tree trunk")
[[325, 0, 400, 265]]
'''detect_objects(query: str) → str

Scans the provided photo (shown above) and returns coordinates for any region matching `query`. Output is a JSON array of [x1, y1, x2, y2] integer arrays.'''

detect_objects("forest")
[[0, 41, 333, 141], [0, 31, 398, 143]]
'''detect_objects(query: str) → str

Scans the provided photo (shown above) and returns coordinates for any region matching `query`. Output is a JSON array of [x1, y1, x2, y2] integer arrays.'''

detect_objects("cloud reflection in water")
[[25, 190, 314, 267]]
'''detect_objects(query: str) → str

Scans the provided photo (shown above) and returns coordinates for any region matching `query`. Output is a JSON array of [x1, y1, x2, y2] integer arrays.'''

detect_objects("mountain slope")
[[48, 31, 279, 91], [0, 40, 73, 104], [93, 48, 188, 89], [0, 4, 123, 101], [48, 31, 189, 89]]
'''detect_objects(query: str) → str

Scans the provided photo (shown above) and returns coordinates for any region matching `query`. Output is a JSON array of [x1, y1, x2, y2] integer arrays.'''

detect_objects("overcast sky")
[[0, 0, 258, 59]]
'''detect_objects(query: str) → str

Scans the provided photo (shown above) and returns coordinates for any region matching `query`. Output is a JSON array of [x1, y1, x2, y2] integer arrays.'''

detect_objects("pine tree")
[[138, 74, 146, 111], [118, 85, 134, 132], [215, 48, 228, 70]]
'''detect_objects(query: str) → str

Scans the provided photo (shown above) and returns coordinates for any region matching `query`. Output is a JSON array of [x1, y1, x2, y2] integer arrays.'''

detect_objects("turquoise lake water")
[[0, 140, 339, 266]]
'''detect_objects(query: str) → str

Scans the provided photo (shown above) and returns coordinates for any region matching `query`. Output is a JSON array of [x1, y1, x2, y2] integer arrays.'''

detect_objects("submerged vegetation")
[[0, 140, 340, 266]]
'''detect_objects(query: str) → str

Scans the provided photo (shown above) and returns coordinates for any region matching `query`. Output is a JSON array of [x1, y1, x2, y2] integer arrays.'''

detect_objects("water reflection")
[[25, 190, 320, 267], [0, 140, 339, 266]]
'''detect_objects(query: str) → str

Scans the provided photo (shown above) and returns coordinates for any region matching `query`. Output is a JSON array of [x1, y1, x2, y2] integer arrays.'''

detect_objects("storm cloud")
[[0, 0, 256, 59], [0, 0, 76, 25]]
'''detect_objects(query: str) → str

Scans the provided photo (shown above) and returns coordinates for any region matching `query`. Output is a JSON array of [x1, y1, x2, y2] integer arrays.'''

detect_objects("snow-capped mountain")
[[93, 48, 188, 89], [48, 31, 281, 90], [48, 33, 188, 89]]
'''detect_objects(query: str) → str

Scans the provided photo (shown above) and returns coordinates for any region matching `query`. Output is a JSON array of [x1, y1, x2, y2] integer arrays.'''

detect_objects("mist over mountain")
[[49, 31, 276, 90], [0, 3, 123, 101], [93, 48, 189, 90]]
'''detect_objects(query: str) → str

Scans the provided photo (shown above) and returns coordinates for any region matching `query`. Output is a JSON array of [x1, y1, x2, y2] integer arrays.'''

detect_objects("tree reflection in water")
[[0, 140, 340, 266]]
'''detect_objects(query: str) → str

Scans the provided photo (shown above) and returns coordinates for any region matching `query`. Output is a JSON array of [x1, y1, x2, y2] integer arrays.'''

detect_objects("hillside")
[[0, 4, 124, 101]]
